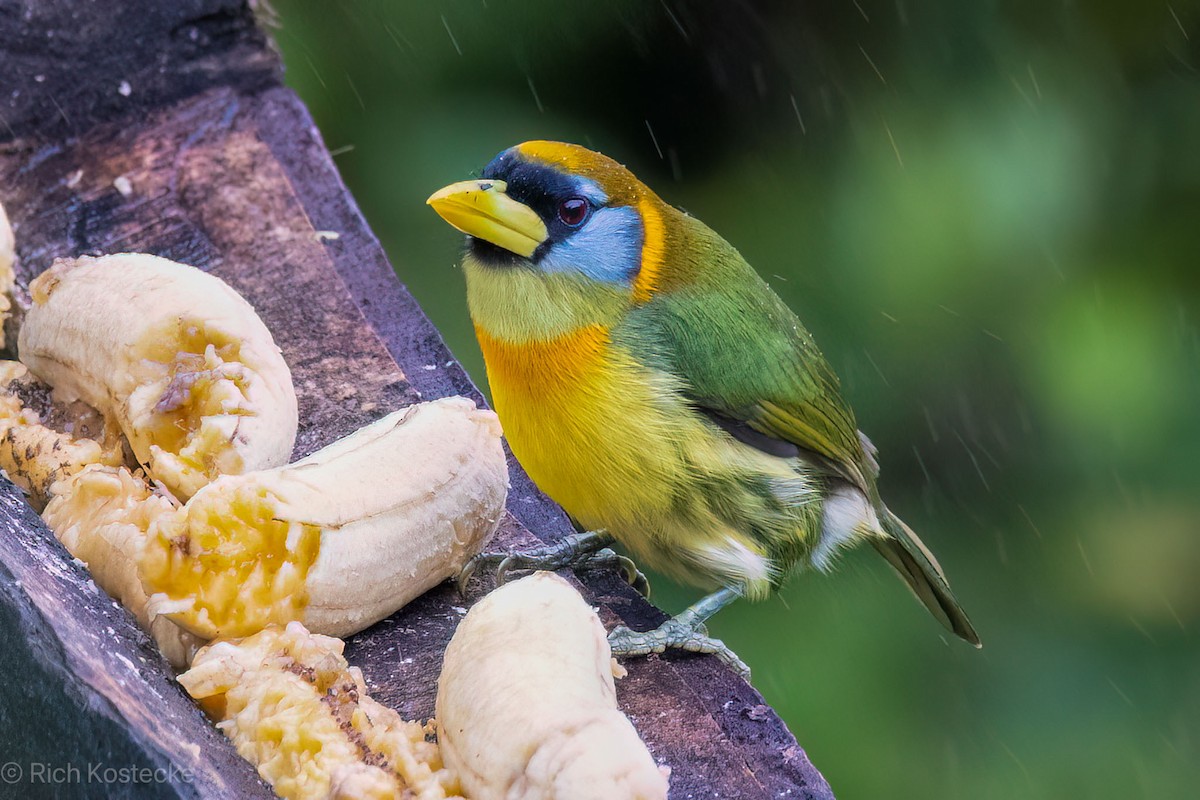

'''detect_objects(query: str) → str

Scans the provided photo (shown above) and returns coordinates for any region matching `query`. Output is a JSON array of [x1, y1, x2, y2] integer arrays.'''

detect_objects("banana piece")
[[40, 396, 506, 665], [0, 358, 199, 663], [43, 465, 205, 666], [0, 360, 126, 510], [0, 200, 13, 279], [18, 254, 298, 500], [436, 572, 670, 800], [0, 201, 14, 345], [178, 622, 465, 800], [142, 396, 507, 640]]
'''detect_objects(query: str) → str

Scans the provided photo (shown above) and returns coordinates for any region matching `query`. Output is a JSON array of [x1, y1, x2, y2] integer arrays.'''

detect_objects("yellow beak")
[[426, 180, 548, 258]]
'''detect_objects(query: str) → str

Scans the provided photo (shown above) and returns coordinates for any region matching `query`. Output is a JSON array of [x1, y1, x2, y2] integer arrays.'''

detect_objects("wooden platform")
[[0, 2, 834, 797]]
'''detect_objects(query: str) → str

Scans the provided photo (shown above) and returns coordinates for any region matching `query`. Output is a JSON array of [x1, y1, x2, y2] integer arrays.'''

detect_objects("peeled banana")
[[436, 572, 670, 800], [37, 395, 506, 663], [0, 201, 16, 347], [4, 242, 527, 798], [19, 254, 298, 500], [11, 253, 507, 657], [0, 360, 126, 510], [141, 395, 507, 640], [0, 201, 13, 280], [44, 465, 205, 666], [179, 622, 465, 800]]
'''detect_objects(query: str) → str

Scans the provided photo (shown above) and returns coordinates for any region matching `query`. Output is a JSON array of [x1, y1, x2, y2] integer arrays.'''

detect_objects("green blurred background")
[[268, 1, 1200, 796]]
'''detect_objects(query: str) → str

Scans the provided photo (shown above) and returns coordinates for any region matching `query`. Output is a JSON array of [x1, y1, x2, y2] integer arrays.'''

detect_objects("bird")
[[427, 141, 980, 676]]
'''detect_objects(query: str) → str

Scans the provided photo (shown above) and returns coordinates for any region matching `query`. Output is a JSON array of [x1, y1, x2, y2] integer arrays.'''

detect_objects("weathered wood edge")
[[0, 2, 835, 798]]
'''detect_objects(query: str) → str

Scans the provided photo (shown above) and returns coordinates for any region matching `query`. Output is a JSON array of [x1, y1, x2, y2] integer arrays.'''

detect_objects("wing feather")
[[620, 224, 871, 491]]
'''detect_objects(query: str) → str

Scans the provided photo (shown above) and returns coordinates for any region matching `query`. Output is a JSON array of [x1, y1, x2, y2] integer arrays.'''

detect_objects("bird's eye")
[[557, 197, 590, 227]]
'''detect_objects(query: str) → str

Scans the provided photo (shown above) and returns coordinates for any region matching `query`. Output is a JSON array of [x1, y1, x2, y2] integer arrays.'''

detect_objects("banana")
[[18, 254, 298, 500], [0, 201, 13, 277], [178, 622, 465, 800], [0, 360, 126, 510], [8, 245, 518, 795], [0, 201, 16, 347], [0, 358, 199, 663], [436, 572, 670, 800], [40, 396, 506, 665], [141, 396, 507, 640], [11, 254, 506, 655], [43, 465, 205, 667]]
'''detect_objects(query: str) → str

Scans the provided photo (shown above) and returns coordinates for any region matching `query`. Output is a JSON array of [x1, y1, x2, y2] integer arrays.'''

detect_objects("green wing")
[[621, 222, 873, 491], [618, 216, 981, 644]]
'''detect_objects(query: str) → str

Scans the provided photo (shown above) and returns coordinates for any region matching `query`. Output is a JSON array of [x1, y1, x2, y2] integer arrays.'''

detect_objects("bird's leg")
[[456, 529, 650, 597], [607, 586, 750, 679]]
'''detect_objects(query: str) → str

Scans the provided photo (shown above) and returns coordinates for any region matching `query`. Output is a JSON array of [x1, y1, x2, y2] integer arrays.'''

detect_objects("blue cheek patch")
[[536, 206, 644, 286]]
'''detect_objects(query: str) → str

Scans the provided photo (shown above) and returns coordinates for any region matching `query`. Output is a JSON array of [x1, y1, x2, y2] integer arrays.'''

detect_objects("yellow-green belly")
[[479, 323, 681, 526], [476, 323, 802, 597]]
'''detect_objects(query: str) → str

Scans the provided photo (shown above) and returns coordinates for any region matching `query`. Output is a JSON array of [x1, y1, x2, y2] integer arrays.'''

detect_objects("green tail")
[[873, 507, 981, 647]]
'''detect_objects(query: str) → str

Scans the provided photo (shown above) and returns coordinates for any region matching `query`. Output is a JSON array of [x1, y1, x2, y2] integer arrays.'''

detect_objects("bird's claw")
[[495, 551, 545, 585], [455, 552, 503, 595], [610, 551, 651, 598], [581, 548, 650, 598], [456, 530, 650, 598], [608, 620, 751, 680]]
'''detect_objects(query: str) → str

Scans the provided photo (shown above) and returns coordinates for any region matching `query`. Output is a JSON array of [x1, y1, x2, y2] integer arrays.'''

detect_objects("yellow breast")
[[475, 323, 685, 529]]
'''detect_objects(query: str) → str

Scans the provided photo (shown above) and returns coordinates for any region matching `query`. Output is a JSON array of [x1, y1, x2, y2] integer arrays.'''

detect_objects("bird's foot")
[[608, 618, 751, 680], [607, 586, 749, 678], [456, 529, 650, 597]]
